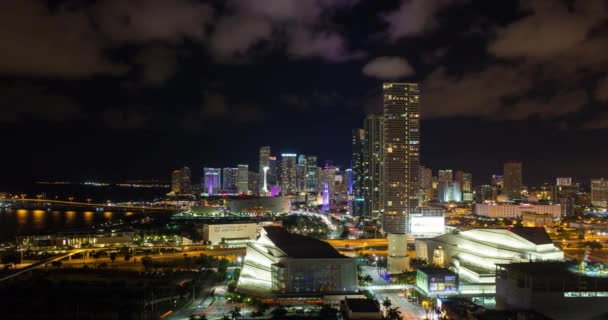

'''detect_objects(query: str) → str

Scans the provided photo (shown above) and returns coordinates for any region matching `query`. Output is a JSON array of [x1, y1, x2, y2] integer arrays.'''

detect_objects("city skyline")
[[1, 0, 608, 188]]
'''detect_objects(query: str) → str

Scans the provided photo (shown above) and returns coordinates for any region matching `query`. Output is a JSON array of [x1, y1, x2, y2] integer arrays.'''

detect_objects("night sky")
[[1, 0, 607, 188]]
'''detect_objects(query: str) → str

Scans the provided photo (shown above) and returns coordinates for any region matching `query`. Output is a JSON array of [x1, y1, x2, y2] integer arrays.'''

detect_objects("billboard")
[[428, 275, 458, 292], [411, 215, 445, 234]]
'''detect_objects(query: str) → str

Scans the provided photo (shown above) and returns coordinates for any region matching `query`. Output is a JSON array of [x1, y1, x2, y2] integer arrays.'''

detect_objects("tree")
[[124, 253, 132, 262], [98, 262, 108, 269], [1, 250, 20, 267], [51, 260, 62, 268], [230, 306, 242, 320], [227, 280, 238, 293], [382, 297, 392, 309], [199, 315, 207, 320], [141, 256, 152, 271], [409, 257, 428, 270], [110, 252, 117, 264], [319, 305, 337, 318], [271, 306, 287, 319], [385, 307, 402, 320]]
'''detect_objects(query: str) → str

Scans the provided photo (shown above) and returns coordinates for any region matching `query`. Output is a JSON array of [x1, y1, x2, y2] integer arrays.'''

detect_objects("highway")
[[0, 249, 85, 282]]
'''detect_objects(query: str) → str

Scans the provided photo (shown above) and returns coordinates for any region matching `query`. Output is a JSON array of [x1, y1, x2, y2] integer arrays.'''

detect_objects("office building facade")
[[259, 146, 271, 193], [382, 82, 420, 234], [352, 128, 366, 215], [237, 164, 249, 194], [281, 154, 297, 195], [171, 166, 192, 194], [203, 167, 221, 195], [504, 161, 523, 200], [222, 167, 239, 194], [591, 178, 608, 208], [364, 114, 384, 217]]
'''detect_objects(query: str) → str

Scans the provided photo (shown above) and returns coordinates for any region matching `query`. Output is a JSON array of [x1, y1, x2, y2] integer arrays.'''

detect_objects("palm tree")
[[386, 307, 402, 320], [382, 297, 392, 309], [230, 306, 242, 320]]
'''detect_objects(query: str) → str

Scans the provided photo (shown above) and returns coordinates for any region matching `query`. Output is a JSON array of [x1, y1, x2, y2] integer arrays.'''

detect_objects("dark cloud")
[[384, 0, 465, 39], [202, 93, 228, 117], [100, 107, 149, 130], [362, 56, 415, 79], [134, 46, 178, 86], [208, 0, 362, 62], [596, 77, 608, 102], [0, 1, 126, 77], [0, 83, 82, 122], [94, 0, 213, 43], [421, 0, 608, 128]]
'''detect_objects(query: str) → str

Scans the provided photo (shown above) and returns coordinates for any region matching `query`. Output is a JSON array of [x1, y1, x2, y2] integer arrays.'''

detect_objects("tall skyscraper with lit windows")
[[222, 167, 239, 194], [296, 154, 307, 193], [237, 164, 249, 194], [382, 82, 420, 234], [306, 155, 318, 193], [364, 114, 384, 217], [352, 128, 366, 215], [259, 146, 271, 193], [504, 161, 523, 200], [281, 154, 297, 195], [171, 166, 192, 194]]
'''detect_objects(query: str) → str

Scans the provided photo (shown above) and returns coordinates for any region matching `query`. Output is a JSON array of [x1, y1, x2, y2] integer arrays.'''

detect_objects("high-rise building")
[[419, 165, 433, 205], [171, 166, 192, 194], [382, 82, 420, 234], [352, 128, 366, 216], [237, 164, 249, 194], [591, 178, 608, 208], [281, 154, 297, 195], [438, 182, 462, 203], [438, 169, 453, 184], [556, 177, 572, 186], [475, 184, 498, 203], [364, 114, 384, 217], [259, 146, 271, 193], [296, 154, 307, 193], [222, 167, 239, 194], [455, 171, 472, 192], [504, 161, 523, 200], [319, 164, 337, 198], [203, 168, 221, 195], [491, 174, 504, 189], [248, 171, 260, 196], [554, 180, 578, 217], [306, 155, 318, 193], [268, 156, 278, 188]]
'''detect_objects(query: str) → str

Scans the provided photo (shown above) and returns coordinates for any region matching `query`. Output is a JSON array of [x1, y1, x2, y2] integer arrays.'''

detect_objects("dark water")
[[1, 183, 168, 203], [0, 208, 141, 242]]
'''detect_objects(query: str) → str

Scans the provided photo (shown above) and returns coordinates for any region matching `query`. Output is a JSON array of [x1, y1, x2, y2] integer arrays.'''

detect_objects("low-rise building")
[[416, 228, 564, 294], [238, 226, 357, 296], [416, 267, 459, 296], [496, 262, 608, 320], [200, 223, 257, 244], [521, 212, 553, 227], [474, 202, 561, 219], [340, 298, 382, 320]]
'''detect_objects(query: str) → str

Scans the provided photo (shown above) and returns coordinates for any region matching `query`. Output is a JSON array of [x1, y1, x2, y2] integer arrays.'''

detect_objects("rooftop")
[[418, 267, 458, 276], [262, 226, 345, 259], [508, 227, 553, 245], [343, 298, 380, 313]]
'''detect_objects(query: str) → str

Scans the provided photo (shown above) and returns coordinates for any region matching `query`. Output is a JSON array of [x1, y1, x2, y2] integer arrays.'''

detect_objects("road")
[[0, 249, 85, 282], [374, 289, 429, 320], [165, 275, 221, 320]]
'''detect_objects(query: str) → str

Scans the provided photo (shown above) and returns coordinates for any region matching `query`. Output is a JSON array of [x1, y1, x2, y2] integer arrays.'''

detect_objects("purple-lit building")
[[203, 168, 221, 195]]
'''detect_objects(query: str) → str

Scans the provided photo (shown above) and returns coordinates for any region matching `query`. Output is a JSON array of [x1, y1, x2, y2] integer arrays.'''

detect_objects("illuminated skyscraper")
[[222, 168, 238, 193], [203, 168, 221, 195], [237, 164, 249, 194], [556, 177, 572, 186], [171, 166, 192, 194], [591, 178, 608, 208], [352, 128, 366, 215], [281, 154, 297, 195], [248, 171, 260, 196], [382, 82, 420, 234], [419, 165, 433, 204], [306, 155, 318, 193], [455, 171, 472, 192], [259, 146, 271, 193], [364, 114, 384, 217], [296, 154, 307, 193], [504, 161, 523, 200], [268, 156, 278, 188], [438, 169, 453, 184]]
